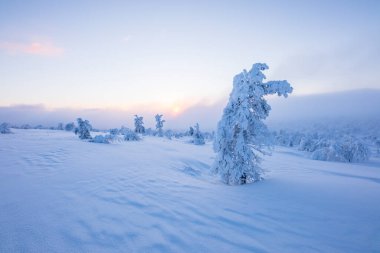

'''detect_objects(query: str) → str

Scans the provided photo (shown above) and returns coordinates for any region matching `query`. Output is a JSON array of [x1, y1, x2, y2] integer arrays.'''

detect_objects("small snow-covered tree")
[[213, 63, 293, 185], [164, 129, 174, 139], [155, 114, 165, 137], [376, 139, 380, 155], [76, 118, 92, 140], [275, 130, 304, 147], [65, 122, 75, 131], [0, 122, 12, 134], [120, 127, 141, 141], [311, 143, 342, 162], [312, 137, 370, 163], [91, 134, 112, 144], [188, 126, 194, 136], [57, 123, 64, 130], [20, 124, 32, 129], [299, 136, 318, 152], [193, 123, 205, 145], [144, 128, 154, 136], [134, 115, 145, 134], [340, 137, 370, 162], [109, 128, 119, 136]]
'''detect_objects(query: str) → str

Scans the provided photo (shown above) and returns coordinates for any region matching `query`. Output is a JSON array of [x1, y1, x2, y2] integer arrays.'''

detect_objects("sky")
[[1, 0, 380, 129]]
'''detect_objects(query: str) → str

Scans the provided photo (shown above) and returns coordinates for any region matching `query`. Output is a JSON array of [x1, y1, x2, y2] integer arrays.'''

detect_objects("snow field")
[[0, 129, 379, 252]]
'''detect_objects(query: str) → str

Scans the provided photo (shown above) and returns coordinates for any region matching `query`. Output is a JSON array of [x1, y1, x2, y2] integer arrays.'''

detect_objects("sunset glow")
[[0, 2, 379, 252], [0, 0, 379, 125], [172, 105, 181, 114]]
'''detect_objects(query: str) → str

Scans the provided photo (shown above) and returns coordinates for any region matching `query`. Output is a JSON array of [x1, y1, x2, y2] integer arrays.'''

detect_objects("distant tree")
[[155, 114, 165, 137], [57, 123, 64, 130], [193, 123, 205, 145], [174, 131, 185, 138], [311, 142, 342, 162], [299, 136, 319, 152], [90, 134, 112, 144], [312, 137, 370, 162], [188, 126, 194, 136], [275, 130, 304, 147], [376, 139, 380, 155], [120, 127, 140, 141], [164, 129, 174, 140], [340, 137, 370, 162], [134, 115, 145, 133], [109, 128, 119, 136], [76, 118, 92, 140], [0, 122, 12, 134], [20, 124, 32, 129], [65, 122, 75, 131], [213, 63, 293, 185], [144, 128, 154, 136]]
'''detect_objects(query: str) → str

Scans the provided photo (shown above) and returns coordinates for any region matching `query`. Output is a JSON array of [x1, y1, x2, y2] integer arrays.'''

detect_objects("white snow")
[[1, 129, 379, 252]]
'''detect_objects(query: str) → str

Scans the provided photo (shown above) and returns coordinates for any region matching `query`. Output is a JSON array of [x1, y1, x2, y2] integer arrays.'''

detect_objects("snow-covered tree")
[[57, 123, 64, 130], [163, 129, 173, 139], [109, 128, 119, 136], [299, 136, 318, 152], [188, 126, 194, 136], [193, 123, 205, 145], [91, 134, 112, 144], [376, 139, 380, 155], [20, 124, 32, 129], [144, 128, 154, 136], [134, 115, 145, 134], [120, 127, 141, 141], [0, 122, 12, 134], [312, 137, 370, 163], [275, 130, 304, 148], [76, 118, 92, 140], [213, 63, 293, 185], [340, 137, 370, 162], [155, 114, 165, 137], [65, 122, 75, 131]]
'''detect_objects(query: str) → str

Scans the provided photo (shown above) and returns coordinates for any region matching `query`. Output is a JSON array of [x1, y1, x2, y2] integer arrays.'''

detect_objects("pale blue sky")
[[1, 0, 379, 115]]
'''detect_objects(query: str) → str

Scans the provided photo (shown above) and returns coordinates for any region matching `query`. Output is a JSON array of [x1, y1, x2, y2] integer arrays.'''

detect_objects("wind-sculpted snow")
[[0, 129, 379, 252]]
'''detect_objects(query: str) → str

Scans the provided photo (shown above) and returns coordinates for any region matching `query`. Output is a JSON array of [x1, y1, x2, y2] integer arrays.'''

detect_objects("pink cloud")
[[0, 41, 63, 56]]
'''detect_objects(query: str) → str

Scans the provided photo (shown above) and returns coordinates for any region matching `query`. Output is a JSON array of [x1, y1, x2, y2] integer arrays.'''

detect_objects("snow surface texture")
[[1, 129, 380, 253]]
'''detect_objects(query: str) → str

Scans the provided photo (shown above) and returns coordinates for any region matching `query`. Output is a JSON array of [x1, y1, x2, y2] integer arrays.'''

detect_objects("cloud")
[[169, 100, 225, 131], [0, 101, 223, 131], [266, 88, 380, 128], [0, 41, 64, 56], [1, 89, 379, 131], [271, 42, 380, 94]]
